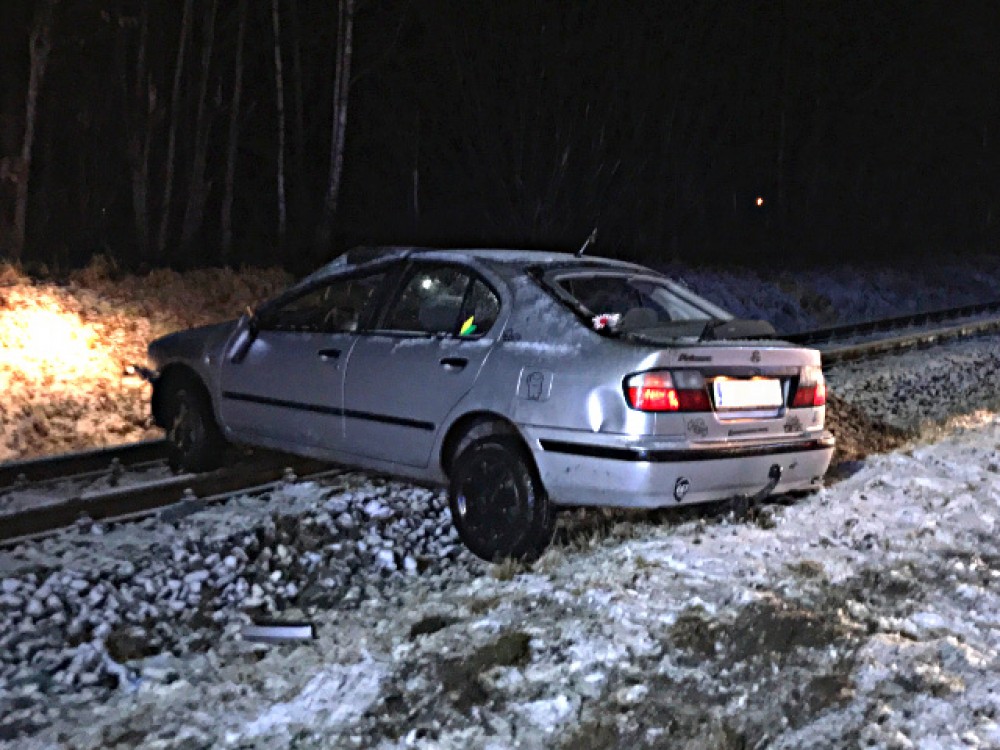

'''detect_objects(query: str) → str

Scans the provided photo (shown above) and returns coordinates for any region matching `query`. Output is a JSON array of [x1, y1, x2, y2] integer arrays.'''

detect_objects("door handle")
[[440, 357, 468, 371], [318, 348, 341, 361]]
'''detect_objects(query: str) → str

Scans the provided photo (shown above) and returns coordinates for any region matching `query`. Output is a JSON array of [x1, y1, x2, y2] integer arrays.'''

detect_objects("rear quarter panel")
[[459, 275, 655, 436], [462, 271, 825, 442]]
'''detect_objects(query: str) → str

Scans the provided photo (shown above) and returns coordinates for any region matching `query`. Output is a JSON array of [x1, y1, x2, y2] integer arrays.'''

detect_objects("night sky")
[[1, 0, 998, 271]]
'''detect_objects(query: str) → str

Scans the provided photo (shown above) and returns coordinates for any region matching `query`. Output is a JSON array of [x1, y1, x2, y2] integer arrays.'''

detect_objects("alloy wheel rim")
[[458, 452, 526, 553]]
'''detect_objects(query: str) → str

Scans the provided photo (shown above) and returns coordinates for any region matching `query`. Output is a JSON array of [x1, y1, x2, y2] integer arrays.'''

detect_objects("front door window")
[[260, 272, 388, 334]]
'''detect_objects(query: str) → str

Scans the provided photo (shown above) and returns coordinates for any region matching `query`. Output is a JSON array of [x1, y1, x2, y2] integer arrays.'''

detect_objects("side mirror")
[[244, 305, 259, 332], [232, 306, 261, 364]]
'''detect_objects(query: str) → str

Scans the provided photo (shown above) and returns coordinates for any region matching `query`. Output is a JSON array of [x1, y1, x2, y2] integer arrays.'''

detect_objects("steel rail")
[[0, 456, 335, 545], [0, 439, 169, 488], [785, 300, 1000, 345], [820, 314, 1000, 365]]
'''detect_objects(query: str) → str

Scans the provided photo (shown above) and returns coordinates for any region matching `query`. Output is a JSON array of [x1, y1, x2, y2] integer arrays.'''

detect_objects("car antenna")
[[576, 227, 597, 257]]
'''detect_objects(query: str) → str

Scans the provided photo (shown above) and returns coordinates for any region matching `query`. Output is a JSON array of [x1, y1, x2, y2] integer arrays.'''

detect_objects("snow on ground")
[[2, 413, 1000, 748], [0, 472, 474, 741]]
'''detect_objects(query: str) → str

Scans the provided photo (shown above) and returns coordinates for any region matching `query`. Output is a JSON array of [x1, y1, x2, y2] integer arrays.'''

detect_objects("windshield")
[[551, 271, 732, 334]]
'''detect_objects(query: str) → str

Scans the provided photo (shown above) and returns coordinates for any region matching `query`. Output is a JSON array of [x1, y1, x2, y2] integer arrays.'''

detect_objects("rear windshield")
[[550, 272, 732, 334]]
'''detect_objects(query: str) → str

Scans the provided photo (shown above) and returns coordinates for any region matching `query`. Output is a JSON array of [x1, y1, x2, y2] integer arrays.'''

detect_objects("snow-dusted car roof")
[[308, 246, 648, 281], [409, 247, 637, 266]]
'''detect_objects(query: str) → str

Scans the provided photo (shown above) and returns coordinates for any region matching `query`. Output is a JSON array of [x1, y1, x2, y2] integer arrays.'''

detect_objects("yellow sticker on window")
[[459, 316, 477, 336]]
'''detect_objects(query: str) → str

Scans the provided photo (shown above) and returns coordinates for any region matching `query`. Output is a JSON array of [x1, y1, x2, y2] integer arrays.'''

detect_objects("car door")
[[218, 268, 390, 452], [342, 262, 502, 467]]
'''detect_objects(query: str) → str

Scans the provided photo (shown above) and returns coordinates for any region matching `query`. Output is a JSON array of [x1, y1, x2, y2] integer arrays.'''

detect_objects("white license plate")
[[713, 378, 783, 410]]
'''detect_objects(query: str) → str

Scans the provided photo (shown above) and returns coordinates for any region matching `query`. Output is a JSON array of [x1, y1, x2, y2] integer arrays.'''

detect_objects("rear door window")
[[459, 279, 500, 336], [382, 265, 500, 336]]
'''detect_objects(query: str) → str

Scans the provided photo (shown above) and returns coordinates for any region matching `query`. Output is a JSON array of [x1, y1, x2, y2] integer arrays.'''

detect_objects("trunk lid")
[[662, 344, 823, 442]]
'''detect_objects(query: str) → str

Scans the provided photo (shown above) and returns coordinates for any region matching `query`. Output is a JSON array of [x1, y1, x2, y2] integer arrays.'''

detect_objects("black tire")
[[448, 435, 555, 562], [162, 377, 226, 473]]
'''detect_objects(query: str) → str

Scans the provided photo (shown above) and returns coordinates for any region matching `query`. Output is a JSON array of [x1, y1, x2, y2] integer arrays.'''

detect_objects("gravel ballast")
[[0, 473, 472, 742], [2, 414, 1000, 748], [826, 332, 1000, 433]]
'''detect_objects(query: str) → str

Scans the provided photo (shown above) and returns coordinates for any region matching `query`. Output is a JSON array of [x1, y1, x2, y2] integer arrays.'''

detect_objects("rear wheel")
[[448, 436, 555, 562], [162, 378, 226, 473]]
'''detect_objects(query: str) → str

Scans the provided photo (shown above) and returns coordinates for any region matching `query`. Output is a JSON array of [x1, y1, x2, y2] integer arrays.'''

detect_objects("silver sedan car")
[[146, 247, 834, 560]]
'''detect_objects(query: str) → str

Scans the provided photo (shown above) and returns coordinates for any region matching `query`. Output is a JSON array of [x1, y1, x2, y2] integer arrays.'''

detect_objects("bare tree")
[[221, 0, 248, 261], [288, 0, 307, 220], [180, 0, 220, 254], [156, 0, 193, 260], [412, 110, 420, 222], [316, 0, 355, 250], [124, 0, 156, 260], [10, 0, 57, 263], [271, 0, 288, 249]]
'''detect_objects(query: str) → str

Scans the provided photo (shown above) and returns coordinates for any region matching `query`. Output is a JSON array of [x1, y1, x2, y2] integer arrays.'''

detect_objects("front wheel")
[[448, 436, 555, 562], [162, 380, 226, 473]]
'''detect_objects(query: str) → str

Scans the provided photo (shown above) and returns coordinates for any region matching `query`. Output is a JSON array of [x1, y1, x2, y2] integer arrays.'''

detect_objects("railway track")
[[2, 299, 999, 545], [785, 300, 1000, 365], [784, 299, 1000, 345], [0, 438, 169, 488], [0, 449, 337, 546]]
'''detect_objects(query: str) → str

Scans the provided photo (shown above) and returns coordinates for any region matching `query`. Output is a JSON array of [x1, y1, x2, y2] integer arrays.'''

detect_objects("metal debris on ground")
[[241, 621, 316, 644]]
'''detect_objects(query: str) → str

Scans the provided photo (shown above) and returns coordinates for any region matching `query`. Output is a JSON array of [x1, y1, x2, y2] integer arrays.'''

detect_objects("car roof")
[[322, 246, 649, 274]]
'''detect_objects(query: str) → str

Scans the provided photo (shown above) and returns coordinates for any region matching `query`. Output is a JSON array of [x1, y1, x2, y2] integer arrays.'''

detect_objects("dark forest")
[[2, 0, 998, 272]]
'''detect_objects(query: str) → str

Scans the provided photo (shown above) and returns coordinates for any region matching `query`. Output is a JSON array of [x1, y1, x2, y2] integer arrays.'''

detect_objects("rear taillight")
[[624, 370, 711, 412], [792, 366, 827, 407]]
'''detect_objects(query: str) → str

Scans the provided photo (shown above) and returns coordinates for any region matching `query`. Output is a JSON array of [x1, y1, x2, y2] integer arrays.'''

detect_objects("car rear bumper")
[[524, 428, 835, 508]]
